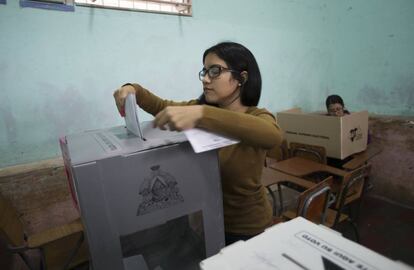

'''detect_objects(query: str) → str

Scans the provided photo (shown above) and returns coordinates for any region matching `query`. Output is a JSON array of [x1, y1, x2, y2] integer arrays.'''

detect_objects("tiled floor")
[[357, 194, 414, 267], [1, 193, 413, 269]]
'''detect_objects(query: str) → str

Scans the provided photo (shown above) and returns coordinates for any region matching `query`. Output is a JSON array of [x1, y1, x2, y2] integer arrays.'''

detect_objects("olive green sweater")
[[131, 83, 283, 235]]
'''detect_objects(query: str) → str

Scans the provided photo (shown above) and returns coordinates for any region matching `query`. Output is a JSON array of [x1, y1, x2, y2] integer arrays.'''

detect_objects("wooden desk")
[[261, 167, 315, 189], [342, 145, 382, 170], [268, 156, 348, 178]]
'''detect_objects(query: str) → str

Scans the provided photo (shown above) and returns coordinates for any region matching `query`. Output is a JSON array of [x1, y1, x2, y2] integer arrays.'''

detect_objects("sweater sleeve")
[[130, 83, 198, 116], [198, 105, 283, 149], [129, 83, 282, 149]]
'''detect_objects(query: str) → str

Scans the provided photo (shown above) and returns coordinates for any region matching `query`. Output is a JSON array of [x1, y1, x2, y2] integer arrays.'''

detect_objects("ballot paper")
[[124, 93, 239, 152], [184, 128, 239, 153], [124, 93, 144, 139]]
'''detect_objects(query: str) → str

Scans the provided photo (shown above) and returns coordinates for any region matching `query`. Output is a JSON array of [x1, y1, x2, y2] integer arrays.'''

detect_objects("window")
[[20, 0, 74, 11], [75, 0, 192, 16]]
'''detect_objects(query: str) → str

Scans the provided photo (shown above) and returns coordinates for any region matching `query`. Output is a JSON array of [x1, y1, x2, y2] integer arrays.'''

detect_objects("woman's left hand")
[[153, 105, 203, 131]]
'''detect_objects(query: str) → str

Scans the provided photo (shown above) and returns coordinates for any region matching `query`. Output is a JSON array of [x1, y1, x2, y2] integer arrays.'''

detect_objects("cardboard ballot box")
[[60, 122, 225, 270], [277, 108, 369, 159], [200, 217, 413, 270]]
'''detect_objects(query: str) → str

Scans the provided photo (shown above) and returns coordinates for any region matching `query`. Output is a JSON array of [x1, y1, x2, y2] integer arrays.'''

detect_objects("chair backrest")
[[335, 163, 371, 210], [0, 193, 26, 247], [289, 142, 327, 164], [296, 176, 333, 224]]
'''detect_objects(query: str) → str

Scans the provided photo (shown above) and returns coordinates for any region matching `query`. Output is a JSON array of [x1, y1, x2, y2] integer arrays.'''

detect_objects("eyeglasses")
[[198, 65, 238, 81], [328, 105, 344, 115]]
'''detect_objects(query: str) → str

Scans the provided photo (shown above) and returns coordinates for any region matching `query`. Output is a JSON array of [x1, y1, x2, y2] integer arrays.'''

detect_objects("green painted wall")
[[1, 0, 413, 168]]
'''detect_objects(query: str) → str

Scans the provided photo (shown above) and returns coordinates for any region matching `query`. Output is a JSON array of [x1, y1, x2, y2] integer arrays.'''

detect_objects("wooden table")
[[268, 156, 348, 178], [342, 145, 382, 170], [267, 156, 350, 197], [261, 166, 315, 189]]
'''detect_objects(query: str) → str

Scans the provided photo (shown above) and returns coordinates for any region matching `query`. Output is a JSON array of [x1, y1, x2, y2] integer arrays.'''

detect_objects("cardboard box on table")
[[200, 217, 413, 270], [277, 108, 369, 159], [60, 122, 225, 270]]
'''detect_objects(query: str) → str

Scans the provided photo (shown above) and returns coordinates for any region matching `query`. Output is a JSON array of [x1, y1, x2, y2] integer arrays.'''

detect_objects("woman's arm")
[[131, 83, 197, 116], [114, 84, 282, 149], [151, 103, 282, 149], [113, 83, 197, 117], [198, 106, 283, 149]]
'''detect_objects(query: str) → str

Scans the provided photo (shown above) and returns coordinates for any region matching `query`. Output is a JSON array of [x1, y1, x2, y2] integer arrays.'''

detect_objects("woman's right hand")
[[113, 84, 136, 117]]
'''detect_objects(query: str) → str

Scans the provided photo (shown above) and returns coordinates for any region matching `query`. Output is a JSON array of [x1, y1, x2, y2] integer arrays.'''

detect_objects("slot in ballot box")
[[200, 217, 413, 270], [60, 122, 225, 270], [277, 108, 369, 159]]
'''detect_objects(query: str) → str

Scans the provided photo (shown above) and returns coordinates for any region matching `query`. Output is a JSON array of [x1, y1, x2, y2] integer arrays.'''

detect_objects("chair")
[[0, 193, 89, 270], [261, 167, 316, 216], [268, 176, 333, 224], [324, 163, 372, 242], [336, 164, 371, 208], [289, 142, 327, 164]]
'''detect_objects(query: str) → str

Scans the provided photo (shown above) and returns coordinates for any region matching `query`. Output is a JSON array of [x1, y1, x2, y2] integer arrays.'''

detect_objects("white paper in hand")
[[184, 128, 239, 153], [124, 93, 144, 139]]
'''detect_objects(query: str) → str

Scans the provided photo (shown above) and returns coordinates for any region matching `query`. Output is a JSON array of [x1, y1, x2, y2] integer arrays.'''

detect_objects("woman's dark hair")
[[198, 42, 262, 106], [325, 94, 345, 109]]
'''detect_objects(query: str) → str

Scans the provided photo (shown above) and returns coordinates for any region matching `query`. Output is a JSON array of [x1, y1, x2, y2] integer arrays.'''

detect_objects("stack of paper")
[[200, 217, 413, 270]]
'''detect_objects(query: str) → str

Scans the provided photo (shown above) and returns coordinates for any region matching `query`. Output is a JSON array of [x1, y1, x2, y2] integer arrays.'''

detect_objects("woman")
[[325, 94, 350, 117], [325, 94, 372, 168], [113, 42, 283, 245]]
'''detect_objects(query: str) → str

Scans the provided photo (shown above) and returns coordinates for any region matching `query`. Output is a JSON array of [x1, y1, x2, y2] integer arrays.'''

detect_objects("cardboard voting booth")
[[60, 122, 225, 270], [277, 108, 369, 159], [200, 217, 413, 270]]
